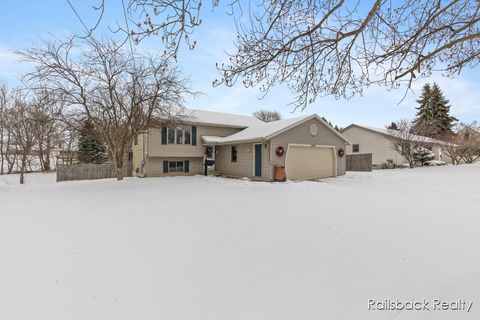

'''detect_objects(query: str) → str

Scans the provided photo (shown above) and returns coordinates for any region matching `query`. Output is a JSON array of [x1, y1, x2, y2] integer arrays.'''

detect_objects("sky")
[[0, 0, 479, 128]]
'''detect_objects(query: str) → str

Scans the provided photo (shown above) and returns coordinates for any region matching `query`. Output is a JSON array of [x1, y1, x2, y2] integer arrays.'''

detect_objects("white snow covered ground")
[[1, 165, 480, 320]]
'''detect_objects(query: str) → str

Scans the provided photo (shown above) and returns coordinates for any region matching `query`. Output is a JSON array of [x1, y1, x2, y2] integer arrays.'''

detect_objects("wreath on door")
[[338, 148, 345, 158]]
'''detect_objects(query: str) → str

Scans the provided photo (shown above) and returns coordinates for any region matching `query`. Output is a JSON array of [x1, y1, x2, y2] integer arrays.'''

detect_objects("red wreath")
[[338, 148, 345, 158], [276, 146, 285, 156]]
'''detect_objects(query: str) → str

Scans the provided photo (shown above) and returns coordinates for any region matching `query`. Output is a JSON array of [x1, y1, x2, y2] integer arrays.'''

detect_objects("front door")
[[205, 145, 215, 171], [254, 144, 262, 177]]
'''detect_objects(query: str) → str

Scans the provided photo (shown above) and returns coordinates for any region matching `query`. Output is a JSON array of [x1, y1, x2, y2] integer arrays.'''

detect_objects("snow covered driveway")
[[1, 165, 480, 320]]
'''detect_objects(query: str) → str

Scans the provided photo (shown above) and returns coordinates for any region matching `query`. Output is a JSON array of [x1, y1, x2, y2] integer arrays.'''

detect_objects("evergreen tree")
[[77, 120, 107, 164], [413, 147, 435, 166], [412, 82, 457, 137], [387, 122, 398, 130], [429, 83, 457, 135]]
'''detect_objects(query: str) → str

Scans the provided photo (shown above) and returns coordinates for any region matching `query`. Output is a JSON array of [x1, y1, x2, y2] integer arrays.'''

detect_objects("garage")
[[285, 144, 337, 180]]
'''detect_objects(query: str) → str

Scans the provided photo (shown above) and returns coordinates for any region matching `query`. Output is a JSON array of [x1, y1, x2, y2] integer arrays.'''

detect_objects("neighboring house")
[[341, 124, 449, 166], [458, 125, 480, 141], [132, 109, 350, 181]]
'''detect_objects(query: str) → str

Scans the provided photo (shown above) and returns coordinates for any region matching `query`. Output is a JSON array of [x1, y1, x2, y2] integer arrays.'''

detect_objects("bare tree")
[[27, 89, 64, 172], [440, 123, 466, 165], [4, 91, 38, 184], [441, 123, 480, 164], [20, 38, 191, 180], [74, 1, 480, 109], [0, 84, 19, 175], [0, 82, 7, 175], [388, 119, 431, 168], [252, 109, 281, 122], [460, 126, 480, 164], [442, 140, 464, 165]]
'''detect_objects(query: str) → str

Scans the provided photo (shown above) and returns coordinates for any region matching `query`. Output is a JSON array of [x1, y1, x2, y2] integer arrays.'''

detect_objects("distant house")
[[457, 126, 480, 141], [341, 124, 450, 167], [131, 109, 350, 181]]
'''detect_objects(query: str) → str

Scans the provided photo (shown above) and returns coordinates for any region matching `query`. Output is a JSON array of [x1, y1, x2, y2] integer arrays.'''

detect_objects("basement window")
[[352, 144, 360, 153], [168, 161, 184, 172]]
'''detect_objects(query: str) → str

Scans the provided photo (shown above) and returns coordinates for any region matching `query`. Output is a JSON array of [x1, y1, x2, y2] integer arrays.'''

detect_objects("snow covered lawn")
[[1, 165, 480, 320]]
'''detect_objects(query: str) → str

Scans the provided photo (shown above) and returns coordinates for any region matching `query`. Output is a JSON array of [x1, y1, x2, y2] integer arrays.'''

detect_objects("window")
[[168, 127, 175, 144], [465, 133, 470, 140], [133, 135, 138, 146], [184, 126, 191, 144], [176, 127, 184, 144], [231, 145, 238, 162], [176, 161, 184, 172], [168, 161, 185, 172], [167, 126, 192, 145], [352, 144, 360, 153]]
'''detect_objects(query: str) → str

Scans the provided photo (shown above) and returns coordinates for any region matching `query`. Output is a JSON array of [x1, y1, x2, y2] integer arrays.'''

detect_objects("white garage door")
[[286, 145, 336, 180]]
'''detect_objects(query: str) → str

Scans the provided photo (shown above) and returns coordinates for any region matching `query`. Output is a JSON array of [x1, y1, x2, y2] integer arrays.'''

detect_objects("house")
[[131, 109, 350, 181], [341, 124, 450, 167], [457, 125, 480, 141]]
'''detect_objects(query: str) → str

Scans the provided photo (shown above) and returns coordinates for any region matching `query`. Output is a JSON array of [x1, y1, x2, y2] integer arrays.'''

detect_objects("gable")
[[272, 117, 347, 146]]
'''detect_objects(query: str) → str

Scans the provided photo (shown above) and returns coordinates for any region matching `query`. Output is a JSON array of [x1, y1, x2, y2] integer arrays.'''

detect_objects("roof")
[[342, 124, 444, 144], [462, 125, 480, 134], [180, 108, 264, 128], [202, 114, 351, 145]]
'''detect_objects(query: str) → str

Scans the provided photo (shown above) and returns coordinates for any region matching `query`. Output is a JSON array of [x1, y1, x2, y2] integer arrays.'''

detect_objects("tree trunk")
[[409, 159, 415, 168], [0, 138, 3, 175], [44, 150, 51, 172], [113, 153, 124, 181], [19, 155, 26, 184], [117, 167, 124, 181]]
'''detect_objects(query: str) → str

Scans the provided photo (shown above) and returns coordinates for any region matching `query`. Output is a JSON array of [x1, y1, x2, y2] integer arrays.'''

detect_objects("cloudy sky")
[[1, 0, 479, 128]]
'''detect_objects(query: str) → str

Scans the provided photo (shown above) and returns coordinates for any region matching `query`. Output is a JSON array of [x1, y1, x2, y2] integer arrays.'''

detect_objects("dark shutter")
[[192, 126, 197, 146], [163, 160, 169, 173], [161, 127, 167, 145], [184, 160, 189, 173]]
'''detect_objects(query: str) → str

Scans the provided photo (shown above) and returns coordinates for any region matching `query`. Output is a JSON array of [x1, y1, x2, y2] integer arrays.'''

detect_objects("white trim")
[[284, 143, 337, 179], [253, 143, 263, 177]]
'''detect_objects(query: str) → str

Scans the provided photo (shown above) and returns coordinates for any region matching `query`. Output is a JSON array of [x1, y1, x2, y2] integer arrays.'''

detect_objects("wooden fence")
[[56, 162, 133, 182], [346, 153, 372, 172]]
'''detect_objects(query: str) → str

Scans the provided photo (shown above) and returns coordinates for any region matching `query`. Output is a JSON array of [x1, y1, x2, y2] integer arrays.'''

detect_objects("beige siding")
[[214, 142, 271, 180], [147, 157, 203, 176], [342, 126, 407, 166], [148, 125, 240, 157], [342, 126, 450, 166], [134, 124, 241, 177], [270, 118, 347, 177], [432, 145, 452, 164], [131, 132, 148, 176]]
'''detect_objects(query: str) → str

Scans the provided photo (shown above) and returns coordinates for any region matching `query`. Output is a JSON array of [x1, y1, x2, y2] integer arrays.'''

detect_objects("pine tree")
[[77, 120, 107, 164], [387, 122, 398, 130], [429, 83, 457, 136], [412, 82, 457, 137], [413, 147, 435, 166]]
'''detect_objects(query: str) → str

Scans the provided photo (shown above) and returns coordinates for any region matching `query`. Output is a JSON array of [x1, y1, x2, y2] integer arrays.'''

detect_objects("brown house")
[[132, 109, 350, 181]]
